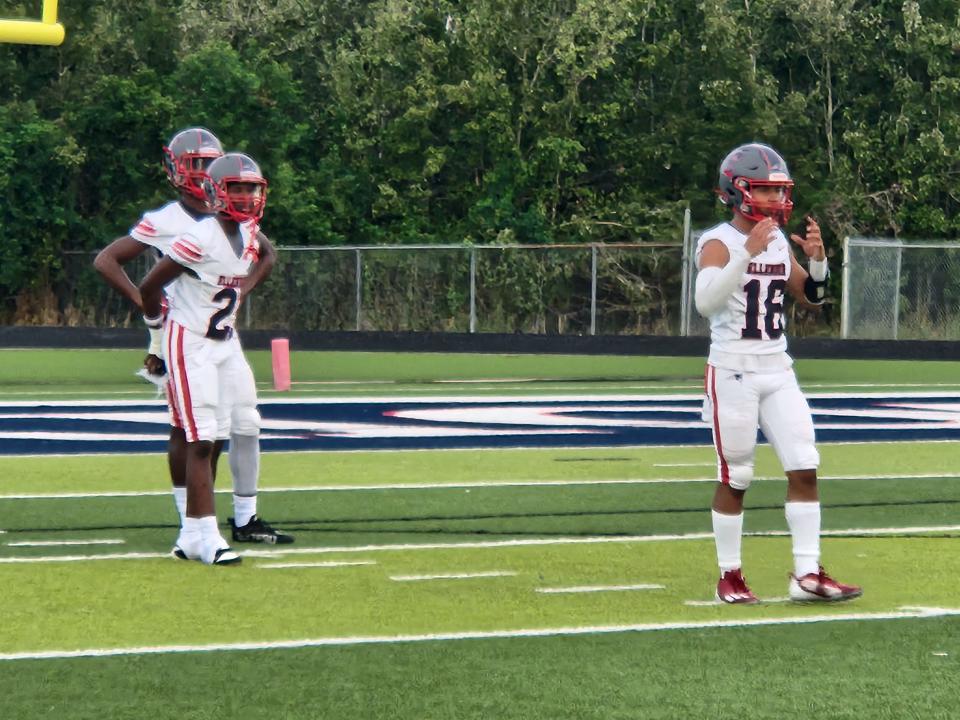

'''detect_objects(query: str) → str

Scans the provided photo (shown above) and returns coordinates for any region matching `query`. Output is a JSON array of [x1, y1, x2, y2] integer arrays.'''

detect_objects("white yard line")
[[1, 524, 958, 565], [536, 583, 665, 594], [390, 571, 517, 582], [653, 463, 715, 468], [257, 560, 377, 570], [3, 471, 959, 500], [684, 597, 791, 607], [0, 607, 956, 662], [5, 539, 124, 547]]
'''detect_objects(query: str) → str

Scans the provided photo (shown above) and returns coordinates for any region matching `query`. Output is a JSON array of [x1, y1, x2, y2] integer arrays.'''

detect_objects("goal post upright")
[[0, 0, 65, 46]]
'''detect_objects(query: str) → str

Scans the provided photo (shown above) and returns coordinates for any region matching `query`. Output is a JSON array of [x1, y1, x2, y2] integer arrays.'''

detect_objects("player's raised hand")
[[790, 216, 825, 261], [744, 216, 778, 257]]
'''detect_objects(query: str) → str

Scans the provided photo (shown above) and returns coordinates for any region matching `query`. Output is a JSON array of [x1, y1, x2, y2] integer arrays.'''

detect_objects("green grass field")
[[0, 349, 958, 719]]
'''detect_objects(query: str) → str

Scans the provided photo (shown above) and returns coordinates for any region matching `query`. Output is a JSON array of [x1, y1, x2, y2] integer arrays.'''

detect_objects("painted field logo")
[[2, 394, 960, 455]]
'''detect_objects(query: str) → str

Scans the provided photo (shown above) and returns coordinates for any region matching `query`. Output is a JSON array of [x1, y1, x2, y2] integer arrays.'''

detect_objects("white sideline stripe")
[[4, 471, 960, 500], [3, 439, 958, 460], [6, 539, 124, 547], [653, 463, 714, 468], [537, 583, 665, 594], [6, 390, 960, 408], [3, 524, 959, 565], [0, 552, 165, 563], [0, 607, 956, 662], [390, 571, 517, 582], [7, 381, 960, 399], [685, 596, 791, 607], [257, 560, 377, 570]]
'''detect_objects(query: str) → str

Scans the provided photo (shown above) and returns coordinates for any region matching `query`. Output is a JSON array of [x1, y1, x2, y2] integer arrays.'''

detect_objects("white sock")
[[172, 487, 187, 527], [785, 501, 821, 577], [197, 514, 225, 545], [233, 494, 257, 528], [711, 510, 743, 574], [178, 515, 203, 549]]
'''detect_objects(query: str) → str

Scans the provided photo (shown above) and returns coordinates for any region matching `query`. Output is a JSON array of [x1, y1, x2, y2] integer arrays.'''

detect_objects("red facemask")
[[733, 177, 794, 225]]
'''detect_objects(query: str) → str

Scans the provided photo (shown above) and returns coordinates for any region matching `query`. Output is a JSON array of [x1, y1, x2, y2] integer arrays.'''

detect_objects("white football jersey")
[[130, 201, 206, 254], [695, 221, 792, 357], [129, 201, 207, 301], [163, 217, 260, 338]]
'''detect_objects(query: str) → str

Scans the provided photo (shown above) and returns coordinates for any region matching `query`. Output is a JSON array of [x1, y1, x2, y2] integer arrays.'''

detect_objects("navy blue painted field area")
[[2, 393, 960, 455]]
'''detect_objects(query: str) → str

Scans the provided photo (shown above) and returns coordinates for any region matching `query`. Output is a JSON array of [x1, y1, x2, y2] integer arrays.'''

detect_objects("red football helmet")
[[201, 153, 268, 223], [162, 128, 224, 201], [716, 143, 794, 224]]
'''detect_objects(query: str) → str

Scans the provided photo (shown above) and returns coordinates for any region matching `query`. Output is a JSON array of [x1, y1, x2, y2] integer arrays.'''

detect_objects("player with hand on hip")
[[139, 152, 286, 564], [94, 129, 291, 547], [695, 142, 861, 604], [94, 128, 227, 524]]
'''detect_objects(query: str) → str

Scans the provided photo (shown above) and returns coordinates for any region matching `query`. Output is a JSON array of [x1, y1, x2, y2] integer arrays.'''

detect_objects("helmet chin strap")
[[736, 205, 791, 226]]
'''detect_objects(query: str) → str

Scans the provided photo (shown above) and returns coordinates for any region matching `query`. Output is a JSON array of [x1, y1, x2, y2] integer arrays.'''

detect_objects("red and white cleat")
[[789, 566, 862, 602], [715, 569, 759, 604]]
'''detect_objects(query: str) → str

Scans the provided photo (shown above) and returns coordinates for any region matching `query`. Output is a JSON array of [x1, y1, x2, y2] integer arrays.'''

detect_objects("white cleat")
[[200, 539, 241, 566], [171, 535, 202, 562], [789, 566, 862, 602]]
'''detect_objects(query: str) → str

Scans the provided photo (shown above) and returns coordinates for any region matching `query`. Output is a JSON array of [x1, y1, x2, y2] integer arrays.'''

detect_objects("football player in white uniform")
[[94, 130, 292, 547], [139, 152, 281, 564], [695, 142, 861, 604]]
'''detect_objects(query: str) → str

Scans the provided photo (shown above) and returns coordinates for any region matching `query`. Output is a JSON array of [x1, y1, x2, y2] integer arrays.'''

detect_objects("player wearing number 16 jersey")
[[139, 153, 277, 565], [695, 142, 861, 604]]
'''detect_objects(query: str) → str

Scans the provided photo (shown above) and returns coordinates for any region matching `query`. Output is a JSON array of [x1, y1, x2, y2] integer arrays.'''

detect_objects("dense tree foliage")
[[0, 0, 957, 321]]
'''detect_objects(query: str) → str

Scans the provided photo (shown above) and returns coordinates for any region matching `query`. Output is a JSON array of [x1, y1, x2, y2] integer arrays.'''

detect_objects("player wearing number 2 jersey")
[[94, 129, 291, 549], [139, 152, 278, 565], [695, 142, 861, 604]]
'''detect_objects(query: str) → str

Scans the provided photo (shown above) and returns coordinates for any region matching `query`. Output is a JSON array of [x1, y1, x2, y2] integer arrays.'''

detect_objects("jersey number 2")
[[206, 288, 239, 340], [741, 279, 785, 340]]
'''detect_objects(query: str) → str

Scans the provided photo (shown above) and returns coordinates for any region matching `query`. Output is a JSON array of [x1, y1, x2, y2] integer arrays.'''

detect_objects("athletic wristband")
[[808, 257, 828, 282], [143, 314, 163, 330]]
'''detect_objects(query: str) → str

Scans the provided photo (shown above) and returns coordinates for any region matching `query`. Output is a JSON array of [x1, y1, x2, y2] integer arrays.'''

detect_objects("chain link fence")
[[841, 237, 960, 340], [55, 231, 951, 340], [58, 242, 686, 335]]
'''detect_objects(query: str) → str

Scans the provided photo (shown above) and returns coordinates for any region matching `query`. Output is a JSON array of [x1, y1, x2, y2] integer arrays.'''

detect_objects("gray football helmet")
[[162, 128, 223, 200], [716, 143, 794, 224], [202, 153, 268, 223]]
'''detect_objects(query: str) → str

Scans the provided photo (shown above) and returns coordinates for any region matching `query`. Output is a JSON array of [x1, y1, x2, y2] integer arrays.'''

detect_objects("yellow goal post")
[[0, 0, 65, 46]]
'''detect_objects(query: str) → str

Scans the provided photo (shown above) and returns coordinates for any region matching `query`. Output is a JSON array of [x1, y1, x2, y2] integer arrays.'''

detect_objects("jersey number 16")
[[741, 278, 785, 340]]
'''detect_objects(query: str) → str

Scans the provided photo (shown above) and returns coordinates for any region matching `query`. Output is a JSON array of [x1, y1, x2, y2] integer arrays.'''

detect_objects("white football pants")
[[164, 320, 260, 443], [702, 364, 819, 490]]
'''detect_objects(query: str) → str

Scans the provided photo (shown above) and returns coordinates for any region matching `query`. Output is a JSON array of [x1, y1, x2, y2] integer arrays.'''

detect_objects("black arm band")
[[803, 275, 828, 304]]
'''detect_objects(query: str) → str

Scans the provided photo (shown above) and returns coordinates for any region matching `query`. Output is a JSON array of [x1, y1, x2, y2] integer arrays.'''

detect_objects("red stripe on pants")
[[173, 323, 198, 442], [708, 364, 731, 484]]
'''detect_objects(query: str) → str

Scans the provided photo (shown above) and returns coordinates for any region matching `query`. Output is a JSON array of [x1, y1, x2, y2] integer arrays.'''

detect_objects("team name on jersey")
[[747, 262, 786, 276], [218, 276, 244, 288]]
